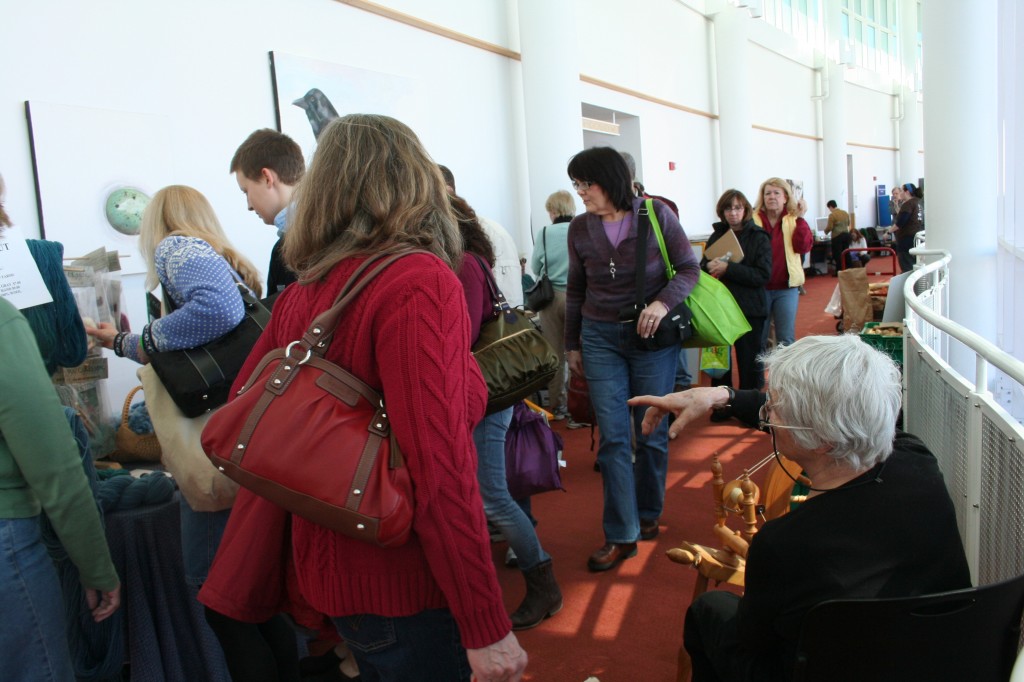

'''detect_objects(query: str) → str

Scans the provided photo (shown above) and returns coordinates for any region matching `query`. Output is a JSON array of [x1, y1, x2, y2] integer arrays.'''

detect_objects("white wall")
[[0, 0, 524, 411], [844, 83, 899, 227], [0, 0, 905, 420]]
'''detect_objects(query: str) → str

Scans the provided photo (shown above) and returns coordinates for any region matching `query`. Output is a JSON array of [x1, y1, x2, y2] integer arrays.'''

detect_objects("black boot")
[[510, 559, 563, 630]]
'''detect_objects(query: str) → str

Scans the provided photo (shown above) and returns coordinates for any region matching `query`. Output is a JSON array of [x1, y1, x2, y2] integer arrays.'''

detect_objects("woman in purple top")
[[564, 147, 699, 572]]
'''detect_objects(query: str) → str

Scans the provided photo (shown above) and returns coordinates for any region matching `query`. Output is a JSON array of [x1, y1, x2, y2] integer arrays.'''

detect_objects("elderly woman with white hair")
[[629, 335, 971, 681]]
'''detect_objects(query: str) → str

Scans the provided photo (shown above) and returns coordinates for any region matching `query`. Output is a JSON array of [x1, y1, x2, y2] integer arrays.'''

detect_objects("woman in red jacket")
[[199, 114, 527, 682]]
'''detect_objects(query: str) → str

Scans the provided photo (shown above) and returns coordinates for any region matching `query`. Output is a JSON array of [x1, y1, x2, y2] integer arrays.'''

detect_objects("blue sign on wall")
[[876, 184, 892, 227]]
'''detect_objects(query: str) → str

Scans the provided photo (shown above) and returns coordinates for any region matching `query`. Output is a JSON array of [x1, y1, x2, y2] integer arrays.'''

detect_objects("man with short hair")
[[230, 129, 305, 296], [824, 199, 852, 274]]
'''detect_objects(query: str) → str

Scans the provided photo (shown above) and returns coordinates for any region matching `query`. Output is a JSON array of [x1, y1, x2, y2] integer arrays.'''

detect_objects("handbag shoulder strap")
[[471, 253, 516, 324], [634, 201, 653, 310], [298, 249, 426, 356], [635, 198, 679, 310], [645, 199, 675, 279], [539, 227, 548, 277]]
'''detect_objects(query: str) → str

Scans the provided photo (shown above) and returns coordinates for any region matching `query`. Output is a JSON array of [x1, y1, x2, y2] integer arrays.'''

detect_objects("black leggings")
[[204, 608, 301, 682]]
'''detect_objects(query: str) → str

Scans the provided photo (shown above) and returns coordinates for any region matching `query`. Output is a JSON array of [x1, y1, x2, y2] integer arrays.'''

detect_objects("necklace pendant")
[[610, 258, 616, 279]]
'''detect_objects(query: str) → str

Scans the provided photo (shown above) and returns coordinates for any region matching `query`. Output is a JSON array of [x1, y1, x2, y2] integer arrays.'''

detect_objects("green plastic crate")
[[860, 322, 904, 365]]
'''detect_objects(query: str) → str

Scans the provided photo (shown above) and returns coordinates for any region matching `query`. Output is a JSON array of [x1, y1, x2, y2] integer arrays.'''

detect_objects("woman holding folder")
[[701, 189, 772, 390]]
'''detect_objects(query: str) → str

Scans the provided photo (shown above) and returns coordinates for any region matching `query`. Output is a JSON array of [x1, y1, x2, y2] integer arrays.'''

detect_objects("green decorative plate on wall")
[[105, 187, 150, 236]]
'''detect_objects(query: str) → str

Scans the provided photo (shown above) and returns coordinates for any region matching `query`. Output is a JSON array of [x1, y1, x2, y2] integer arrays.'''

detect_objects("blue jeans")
[[180, 503, 230, 587], [331, 609, 470, 682], [0, 516, 75, 682], [581, 319, 678, 544], [676, 347, 693, 388], [762, 287, 800, 350], [473, 407, 549, 571]]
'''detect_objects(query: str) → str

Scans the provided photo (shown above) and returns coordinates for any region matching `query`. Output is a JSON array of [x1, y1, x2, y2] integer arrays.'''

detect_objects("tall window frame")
[[839, 0, 902, 76]]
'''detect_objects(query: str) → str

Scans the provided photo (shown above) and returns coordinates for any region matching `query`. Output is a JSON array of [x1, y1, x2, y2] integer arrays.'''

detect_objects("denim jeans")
[[180, 503, 231, 587], [0, 516, 75, 681], [762, 287, 801, 350], [581, 319, 678, 544], [473, 407, 549, 571], [676, 347, 693, 388], [331, 609, 471, 682]]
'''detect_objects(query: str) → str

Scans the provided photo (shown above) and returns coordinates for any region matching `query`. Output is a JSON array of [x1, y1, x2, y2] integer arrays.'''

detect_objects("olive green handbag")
[[471, 255, 559, 414]]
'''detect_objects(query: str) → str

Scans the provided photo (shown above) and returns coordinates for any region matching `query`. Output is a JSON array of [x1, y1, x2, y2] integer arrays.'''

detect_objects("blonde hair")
[[0, 173, 11, 229], [283, 114, 461, 282], [544, 190, 576, 219], [753, 177, 799, 217], [139, 185, 262, 296]]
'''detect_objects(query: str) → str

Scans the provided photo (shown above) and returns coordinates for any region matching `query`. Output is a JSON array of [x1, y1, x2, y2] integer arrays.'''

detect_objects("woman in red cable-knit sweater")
[[198, 114, 527, 682]]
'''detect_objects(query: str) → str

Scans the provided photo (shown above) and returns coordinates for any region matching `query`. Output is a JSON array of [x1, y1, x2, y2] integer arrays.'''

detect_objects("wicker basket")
[[111, 385, 162, 463]]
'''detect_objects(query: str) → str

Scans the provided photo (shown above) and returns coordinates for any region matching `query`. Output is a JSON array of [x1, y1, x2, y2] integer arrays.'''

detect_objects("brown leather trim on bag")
[[229, 386, 278, 465], [315, 371, 361, 407], [346, 432, 382, 511], [216, 458, 382, 542]]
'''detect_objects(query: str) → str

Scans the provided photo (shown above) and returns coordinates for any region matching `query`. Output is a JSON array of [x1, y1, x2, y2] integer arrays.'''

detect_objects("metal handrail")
[[904, 248, 1024, 387]]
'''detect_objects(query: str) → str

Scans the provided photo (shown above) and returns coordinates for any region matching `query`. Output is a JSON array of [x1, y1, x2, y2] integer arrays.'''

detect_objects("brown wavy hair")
[[715, 189, 752, 224], [283, 114, 461, 282]]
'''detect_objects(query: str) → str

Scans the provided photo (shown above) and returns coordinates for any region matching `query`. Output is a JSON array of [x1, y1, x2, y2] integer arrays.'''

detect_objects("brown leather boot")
[[510, 559, 563, 630]]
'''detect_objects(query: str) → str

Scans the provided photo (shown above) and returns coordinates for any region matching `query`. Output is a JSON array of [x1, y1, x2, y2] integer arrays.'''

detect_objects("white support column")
[[898, 0, 923, 184], [821, 0, 849, 213], [517, 0, 584, 246], [921, 0, 999, 372], [712, 4, 754, 195], [821, 62, 848, 211]]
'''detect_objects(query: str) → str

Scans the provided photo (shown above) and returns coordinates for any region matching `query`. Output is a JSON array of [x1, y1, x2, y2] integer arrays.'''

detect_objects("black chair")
[[791, 573, 1024, 682], [860, 226, 882, 248]]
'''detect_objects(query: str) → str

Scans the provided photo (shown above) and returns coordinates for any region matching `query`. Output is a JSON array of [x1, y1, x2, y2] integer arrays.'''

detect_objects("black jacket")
[[700, 221, 772, 318], [267, 237, 297, 296]]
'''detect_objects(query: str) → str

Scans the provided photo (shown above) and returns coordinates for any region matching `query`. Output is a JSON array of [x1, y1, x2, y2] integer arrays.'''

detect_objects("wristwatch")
[[720, 386, 735, 408]]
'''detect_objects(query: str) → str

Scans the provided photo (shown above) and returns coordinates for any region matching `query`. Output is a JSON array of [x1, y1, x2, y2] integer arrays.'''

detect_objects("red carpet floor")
[[496, 272, 855, 681]]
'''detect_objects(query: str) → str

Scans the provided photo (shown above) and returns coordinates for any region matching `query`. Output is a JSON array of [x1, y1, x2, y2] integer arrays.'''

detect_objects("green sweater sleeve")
[[0, 300, 118, 591]]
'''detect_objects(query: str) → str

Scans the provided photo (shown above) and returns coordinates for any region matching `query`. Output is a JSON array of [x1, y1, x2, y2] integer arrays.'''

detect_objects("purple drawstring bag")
[[504, 402, 565, 499]]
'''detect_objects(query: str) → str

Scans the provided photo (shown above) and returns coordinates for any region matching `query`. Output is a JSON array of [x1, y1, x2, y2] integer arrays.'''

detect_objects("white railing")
[[903, 248, 1024, 585]]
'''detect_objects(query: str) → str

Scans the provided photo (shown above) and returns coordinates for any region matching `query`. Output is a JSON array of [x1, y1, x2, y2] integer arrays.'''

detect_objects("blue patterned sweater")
[[122, 236, 245, 363]]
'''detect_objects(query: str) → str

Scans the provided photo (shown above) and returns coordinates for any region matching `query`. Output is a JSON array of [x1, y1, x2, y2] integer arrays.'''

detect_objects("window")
[[839, 0, 903, 76], [760, 0, 823, 51]]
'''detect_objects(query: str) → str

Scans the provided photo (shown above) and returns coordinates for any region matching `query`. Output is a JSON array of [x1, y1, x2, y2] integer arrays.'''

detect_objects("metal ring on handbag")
[[285, 340, 313, 365]]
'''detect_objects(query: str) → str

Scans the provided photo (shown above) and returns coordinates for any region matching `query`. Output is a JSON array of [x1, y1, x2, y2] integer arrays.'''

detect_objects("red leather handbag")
[[201, 251, 418, 548]]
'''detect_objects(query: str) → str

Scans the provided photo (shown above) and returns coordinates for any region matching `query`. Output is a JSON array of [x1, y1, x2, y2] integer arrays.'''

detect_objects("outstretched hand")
[[84, 321, 118, 350], [628, 387, 730, 440]]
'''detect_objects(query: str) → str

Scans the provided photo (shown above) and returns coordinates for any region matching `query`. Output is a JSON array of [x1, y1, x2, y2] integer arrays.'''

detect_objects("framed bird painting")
[[269, 51, 416, 163]]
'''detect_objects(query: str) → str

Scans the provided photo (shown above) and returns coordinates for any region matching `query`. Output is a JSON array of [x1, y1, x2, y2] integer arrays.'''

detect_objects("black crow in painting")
[[292, 88, 339, 139]]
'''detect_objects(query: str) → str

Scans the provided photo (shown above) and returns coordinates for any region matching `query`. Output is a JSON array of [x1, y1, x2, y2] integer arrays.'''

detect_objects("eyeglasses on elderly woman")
[[757, 391, 814, 432]]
